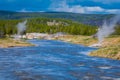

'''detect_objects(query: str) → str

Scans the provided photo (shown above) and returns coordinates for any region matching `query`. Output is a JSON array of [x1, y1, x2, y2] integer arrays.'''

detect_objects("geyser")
[[14, 20, 27, 39], [17, 20, 27, 35], [97, 15, 120, 44], [90, 15, 120, 47]]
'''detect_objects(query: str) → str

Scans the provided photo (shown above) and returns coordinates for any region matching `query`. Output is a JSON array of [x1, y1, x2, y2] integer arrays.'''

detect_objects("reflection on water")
[[0, 40, 120, 80]]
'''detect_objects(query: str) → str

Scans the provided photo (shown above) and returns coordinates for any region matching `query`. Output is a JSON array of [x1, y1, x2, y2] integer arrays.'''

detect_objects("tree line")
[[0, 18, 119, 37]]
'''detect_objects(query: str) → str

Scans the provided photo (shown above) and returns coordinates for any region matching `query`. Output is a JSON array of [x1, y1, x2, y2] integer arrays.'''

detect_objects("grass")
[[0, 35, 120, 60], [90, 36, 120, 60], [55, 35, 120, 60], [90, 45, 120, 60], [55, 35, 98, 46], [0, 38, 33, 48]]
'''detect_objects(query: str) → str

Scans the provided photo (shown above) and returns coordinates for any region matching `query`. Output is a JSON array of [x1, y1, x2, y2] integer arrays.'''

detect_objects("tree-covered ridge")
[[27, 18, 98, 35], [0, 10, 115, 26], [0, 18, 98, 36]]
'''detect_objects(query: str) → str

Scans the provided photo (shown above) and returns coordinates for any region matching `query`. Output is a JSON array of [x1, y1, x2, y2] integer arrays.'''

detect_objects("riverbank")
[[1, 35, 120, 60], [0, 38, 33, 48], [54, 35, 120, 60], [90, 36, 120, 60]]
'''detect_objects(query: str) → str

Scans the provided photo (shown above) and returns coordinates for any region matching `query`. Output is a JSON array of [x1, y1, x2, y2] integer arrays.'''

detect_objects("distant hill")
[[0, 10, 116, 26]]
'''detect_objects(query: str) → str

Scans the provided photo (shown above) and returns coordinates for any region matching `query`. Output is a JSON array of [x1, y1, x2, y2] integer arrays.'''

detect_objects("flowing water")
[[0, 40, 120, 80]]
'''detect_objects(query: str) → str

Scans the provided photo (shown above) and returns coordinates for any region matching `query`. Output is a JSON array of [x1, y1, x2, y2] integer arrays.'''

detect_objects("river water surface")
[[0, 40, 120, 80]]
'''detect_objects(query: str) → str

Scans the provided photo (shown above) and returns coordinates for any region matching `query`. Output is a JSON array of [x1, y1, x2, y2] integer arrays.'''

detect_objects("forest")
[[0, 18, 98, 36], [0, 10, 115, 26], [0, 17, 120, 37]]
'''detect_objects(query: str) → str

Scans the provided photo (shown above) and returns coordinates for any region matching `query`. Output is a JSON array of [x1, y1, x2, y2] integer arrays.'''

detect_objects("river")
[[0, 40, 120, 80]]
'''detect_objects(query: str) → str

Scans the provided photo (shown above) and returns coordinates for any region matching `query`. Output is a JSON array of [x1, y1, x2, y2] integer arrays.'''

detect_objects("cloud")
[[19, 8, 28, 12], [18, 8, 45, 12], [19, 8, 34, 12], [106, 9, 120, 14], [50, 0, 120, 14], [92, 0, 120, 4]]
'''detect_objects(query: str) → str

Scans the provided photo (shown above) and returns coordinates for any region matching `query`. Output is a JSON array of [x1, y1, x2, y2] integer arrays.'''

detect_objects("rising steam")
[[97, 15, 120, 43], [17, 20, 27, 35]]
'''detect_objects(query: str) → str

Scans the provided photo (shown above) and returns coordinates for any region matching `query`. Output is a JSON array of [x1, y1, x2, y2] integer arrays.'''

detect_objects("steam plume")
[[17, 20, 27, 35], [97, 15, 120, 43]]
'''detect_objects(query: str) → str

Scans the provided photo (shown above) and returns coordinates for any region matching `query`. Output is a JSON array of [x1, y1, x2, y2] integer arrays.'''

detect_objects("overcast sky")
[[0, 0, 120, 14]]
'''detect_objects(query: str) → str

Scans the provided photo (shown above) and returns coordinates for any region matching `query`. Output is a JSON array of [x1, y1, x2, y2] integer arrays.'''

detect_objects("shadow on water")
[[0, 40, 120, 80]]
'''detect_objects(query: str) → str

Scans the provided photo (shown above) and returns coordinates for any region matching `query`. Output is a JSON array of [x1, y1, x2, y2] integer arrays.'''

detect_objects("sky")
[[0, 0, 120, 14]]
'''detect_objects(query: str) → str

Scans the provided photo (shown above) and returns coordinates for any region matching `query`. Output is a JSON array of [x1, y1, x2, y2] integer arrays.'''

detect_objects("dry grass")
[[1, 35, 120, 60], [90, 45, 120, 60], [90, 36, 120, 60], [0, 38, 33, 48], [55, 35, 98, 46], [55, 35, 120, 60]]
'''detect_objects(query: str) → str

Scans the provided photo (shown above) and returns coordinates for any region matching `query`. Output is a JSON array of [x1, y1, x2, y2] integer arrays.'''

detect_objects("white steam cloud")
[[97, 15, 120, 43], [17, 20, 27, 35]]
